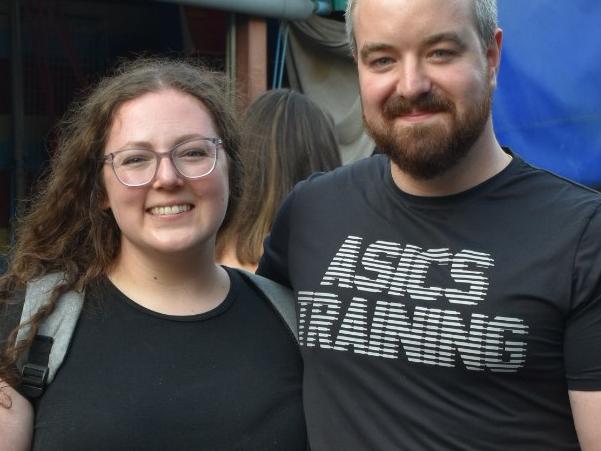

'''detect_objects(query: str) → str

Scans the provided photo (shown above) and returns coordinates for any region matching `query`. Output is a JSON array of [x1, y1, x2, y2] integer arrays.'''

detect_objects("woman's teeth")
[[150, 204, 191, 216]]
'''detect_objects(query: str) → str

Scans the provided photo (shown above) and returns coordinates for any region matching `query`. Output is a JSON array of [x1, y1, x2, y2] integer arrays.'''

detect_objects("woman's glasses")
[[104, 137, 222, 187]]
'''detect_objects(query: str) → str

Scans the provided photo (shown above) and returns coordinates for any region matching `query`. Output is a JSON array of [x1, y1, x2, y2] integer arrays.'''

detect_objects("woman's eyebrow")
[[116, 134, 208, 150]]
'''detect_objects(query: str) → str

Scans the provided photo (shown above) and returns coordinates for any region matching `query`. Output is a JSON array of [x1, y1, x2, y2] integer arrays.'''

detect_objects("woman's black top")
[[32, 268, 306, 450]]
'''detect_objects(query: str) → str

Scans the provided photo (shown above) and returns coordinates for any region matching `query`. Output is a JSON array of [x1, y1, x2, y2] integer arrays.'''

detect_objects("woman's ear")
[[93, 182, 110, 210], [100, 191, 110, 210]]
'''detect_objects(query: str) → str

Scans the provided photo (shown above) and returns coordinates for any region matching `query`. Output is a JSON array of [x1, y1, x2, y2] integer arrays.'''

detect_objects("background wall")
[[0, 0, 228, 251]]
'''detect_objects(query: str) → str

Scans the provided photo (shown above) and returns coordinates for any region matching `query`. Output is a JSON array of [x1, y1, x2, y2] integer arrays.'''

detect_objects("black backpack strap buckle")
[[19, 334, 53, 399], [21, 362, 49, 399]]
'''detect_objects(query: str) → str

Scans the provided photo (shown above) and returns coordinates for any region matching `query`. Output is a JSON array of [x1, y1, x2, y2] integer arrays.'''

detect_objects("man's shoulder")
[[514, 156, 601, 208], [296, 153, 388, 194]]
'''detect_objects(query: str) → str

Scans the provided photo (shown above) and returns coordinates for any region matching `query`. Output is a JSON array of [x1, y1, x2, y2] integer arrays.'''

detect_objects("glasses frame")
[[103, 137, 222, 187]]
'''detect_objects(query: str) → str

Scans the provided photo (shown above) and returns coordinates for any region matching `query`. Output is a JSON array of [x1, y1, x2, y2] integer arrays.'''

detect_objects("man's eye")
[[370, 57, 393, 68], [430, 49, 456, 60]]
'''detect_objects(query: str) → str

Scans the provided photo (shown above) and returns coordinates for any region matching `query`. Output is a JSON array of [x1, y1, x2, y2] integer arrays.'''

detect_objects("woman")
[[0, 59, 306, 450], [217, 89, 341, 271]]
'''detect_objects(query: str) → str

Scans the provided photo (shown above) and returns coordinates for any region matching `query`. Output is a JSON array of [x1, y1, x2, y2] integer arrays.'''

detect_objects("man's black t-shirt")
[[32, 268, 306, 450], [258, 151, 601, 450]]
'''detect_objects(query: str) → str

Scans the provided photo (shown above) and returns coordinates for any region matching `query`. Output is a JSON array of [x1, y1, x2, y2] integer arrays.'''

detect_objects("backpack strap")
[[16, 273, 84, 399], [238, 270, 298, 341]]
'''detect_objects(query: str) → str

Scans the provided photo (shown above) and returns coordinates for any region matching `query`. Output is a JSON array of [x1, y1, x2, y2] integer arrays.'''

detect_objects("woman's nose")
[[152, 154, 184, 189]]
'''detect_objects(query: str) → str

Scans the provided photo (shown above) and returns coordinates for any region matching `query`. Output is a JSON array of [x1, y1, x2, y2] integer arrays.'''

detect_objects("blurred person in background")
[[217, 89, 341, 271]]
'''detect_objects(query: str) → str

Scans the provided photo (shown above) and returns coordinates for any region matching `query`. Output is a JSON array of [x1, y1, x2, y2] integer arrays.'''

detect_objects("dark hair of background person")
[[0, 58, 242, 386], [217, 89, 342, 269]]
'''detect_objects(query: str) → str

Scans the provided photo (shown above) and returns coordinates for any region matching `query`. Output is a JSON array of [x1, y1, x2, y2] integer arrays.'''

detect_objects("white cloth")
[[287, 15, 374, 164]]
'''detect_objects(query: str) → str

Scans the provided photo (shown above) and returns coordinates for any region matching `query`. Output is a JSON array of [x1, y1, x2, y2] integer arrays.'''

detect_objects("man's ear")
[[487, 28, 503, 88]]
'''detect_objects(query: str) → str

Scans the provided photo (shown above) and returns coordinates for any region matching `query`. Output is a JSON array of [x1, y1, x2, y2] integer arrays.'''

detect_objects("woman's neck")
[[107, 244, 230, 316]]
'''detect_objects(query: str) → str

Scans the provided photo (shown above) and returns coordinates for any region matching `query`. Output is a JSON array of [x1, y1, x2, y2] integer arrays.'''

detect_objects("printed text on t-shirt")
[[298, 235, 529, 372]]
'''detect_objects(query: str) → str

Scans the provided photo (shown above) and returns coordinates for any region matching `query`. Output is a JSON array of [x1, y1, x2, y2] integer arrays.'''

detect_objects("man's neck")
[[390, 132, 511, 197]]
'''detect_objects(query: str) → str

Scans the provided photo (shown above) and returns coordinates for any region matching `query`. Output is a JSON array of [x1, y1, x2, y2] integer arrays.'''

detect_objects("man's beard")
[[363, 86, 492, 180]]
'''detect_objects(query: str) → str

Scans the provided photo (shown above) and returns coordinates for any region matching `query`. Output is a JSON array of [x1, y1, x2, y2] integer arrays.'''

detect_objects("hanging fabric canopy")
[[286, 15, 374, 164]]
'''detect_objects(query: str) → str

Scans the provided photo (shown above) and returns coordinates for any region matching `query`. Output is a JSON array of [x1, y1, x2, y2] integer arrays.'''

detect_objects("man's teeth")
[[150, 205, 191, 216]]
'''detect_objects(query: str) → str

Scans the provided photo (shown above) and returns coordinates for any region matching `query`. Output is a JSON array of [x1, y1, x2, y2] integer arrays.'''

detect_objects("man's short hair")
[[345, 0, 498, 57]]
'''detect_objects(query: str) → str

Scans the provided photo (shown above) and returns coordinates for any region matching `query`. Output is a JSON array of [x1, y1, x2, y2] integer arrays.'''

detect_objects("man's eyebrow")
[[424, 32, 467, 50], [359, 42, 394, 61]]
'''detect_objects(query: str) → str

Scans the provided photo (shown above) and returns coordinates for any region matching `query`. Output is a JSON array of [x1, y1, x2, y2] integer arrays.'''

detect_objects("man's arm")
[[566, 205, 601, 450], [257, 188, 295, 287], [0, 380, 33, 451], [570, 390, 601, 451]]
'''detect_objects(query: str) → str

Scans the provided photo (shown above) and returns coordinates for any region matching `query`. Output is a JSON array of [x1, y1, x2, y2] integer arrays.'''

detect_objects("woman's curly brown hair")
[[0, 57, 242, 387]]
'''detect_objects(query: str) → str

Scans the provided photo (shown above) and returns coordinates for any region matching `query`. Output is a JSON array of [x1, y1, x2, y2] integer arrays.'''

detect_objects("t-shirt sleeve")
[[256, 189, 296, 289], [564, 204, 601, 390]]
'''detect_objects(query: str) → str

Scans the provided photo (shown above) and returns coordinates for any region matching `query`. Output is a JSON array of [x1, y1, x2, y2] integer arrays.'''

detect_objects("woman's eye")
[[179, 148, 209, 159], [121, 154, 152, 166]]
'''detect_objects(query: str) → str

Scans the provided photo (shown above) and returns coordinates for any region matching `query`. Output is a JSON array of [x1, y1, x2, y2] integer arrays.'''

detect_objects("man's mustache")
[[382, 92, 454, 120]]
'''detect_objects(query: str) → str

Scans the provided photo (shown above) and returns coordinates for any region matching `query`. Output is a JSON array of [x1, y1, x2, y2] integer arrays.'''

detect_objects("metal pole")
[[10, 0, 25, 205], [157, 0, 316, 20], [225, 12, 237, 102]]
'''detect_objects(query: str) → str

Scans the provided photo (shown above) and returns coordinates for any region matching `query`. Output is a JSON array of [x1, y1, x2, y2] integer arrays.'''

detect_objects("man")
[[257, 0, 601, 449]]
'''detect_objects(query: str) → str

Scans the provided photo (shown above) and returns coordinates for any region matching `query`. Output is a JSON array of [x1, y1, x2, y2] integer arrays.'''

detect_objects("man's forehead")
[[354, 0, 475, 27], [354, 0, 474, 12], [354, 0, 477, 49]]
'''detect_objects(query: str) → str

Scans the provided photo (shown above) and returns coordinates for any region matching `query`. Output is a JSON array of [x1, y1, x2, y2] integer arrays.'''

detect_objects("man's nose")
[[396, 59, 432, 101]]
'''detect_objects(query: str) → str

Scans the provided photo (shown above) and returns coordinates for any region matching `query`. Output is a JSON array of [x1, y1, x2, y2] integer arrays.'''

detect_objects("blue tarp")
[[494, 1, 601, 187]]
